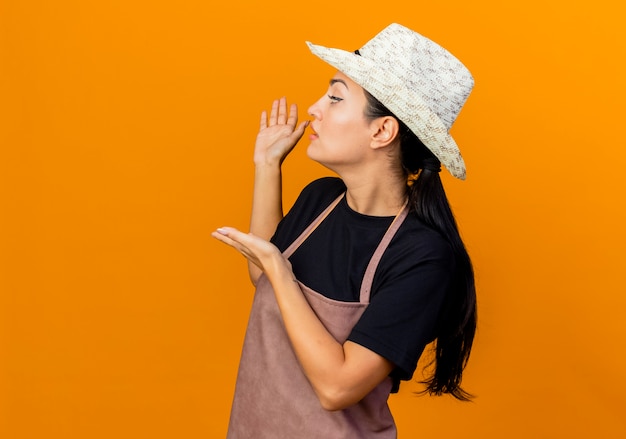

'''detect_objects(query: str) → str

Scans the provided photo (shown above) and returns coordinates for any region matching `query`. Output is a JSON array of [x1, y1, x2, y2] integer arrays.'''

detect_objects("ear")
[[370, 116, 400, 150]]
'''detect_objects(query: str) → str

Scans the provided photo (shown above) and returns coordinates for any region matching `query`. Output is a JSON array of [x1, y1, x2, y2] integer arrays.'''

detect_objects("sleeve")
[[347, 230, 455, 381]]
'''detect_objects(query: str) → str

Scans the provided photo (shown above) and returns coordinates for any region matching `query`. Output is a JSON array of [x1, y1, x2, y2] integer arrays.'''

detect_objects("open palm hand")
[[254, 97, 309, 167]]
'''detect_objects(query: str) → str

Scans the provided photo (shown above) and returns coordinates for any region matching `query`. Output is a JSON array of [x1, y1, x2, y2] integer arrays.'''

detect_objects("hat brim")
[[306, 41, 466, 180]]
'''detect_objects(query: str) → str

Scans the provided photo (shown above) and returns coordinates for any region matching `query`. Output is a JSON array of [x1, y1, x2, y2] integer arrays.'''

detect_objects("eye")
[[328, 95, 343, 104]]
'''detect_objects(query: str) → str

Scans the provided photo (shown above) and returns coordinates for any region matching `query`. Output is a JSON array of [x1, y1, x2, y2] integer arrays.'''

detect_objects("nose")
[[307, 95, 324, 120]]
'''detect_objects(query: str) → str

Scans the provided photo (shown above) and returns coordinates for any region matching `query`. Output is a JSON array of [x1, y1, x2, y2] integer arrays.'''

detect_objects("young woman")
[[213, 23, 477, 438]]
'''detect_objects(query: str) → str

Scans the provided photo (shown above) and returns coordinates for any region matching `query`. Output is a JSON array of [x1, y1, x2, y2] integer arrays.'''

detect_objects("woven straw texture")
[[307, 23, 474, 179]]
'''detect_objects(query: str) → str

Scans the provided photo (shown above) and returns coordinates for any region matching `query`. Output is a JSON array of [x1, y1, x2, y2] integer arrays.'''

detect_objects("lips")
[[309, 124, 319, 141]]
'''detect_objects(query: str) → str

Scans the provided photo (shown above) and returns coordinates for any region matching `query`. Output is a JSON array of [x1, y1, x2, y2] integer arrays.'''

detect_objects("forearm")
[[248, 164, 283, 283], [250, 164, 283, 239], [265, 260, 346, 400], [265, 259, 393, 410]]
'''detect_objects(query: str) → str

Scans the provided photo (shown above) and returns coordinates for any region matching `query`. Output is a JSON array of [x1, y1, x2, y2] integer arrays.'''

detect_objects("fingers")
[[286, 103, 298, 129], [260, 110, 267, 130], [212, 227, 242, 249], [270, 97, 287, 126], [269, 99, 279, 126], [277, 98, 287, 125], [264, 97, 298, 128], [213, 227, 279, 271], [289, 120, 310, 142], [213, 227, 259, 254]]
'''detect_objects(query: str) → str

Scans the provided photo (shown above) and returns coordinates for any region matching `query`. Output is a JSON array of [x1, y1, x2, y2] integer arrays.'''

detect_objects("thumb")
[[291, 120, 310, 140]]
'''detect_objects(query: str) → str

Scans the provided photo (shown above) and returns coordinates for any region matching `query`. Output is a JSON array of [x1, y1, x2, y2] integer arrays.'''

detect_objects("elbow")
[[320, 400, 349, 412], [248, 266, 262, 286], [316, 387, 358, 412]]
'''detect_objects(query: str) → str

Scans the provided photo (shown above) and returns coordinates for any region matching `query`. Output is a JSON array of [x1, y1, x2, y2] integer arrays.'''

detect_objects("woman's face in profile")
[[306, 71, 374, 169]]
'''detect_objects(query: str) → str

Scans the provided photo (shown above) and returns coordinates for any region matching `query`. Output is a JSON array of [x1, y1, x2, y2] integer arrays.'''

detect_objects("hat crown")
[[359, 24, 473, 130]]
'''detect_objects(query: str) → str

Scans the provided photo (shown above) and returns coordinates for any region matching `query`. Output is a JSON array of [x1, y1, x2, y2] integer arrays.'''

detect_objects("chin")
[[306, 143, 320, 162], [307, 144, 343, 173]]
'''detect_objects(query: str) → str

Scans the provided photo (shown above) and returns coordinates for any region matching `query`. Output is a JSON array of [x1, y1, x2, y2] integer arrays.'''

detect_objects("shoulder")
[[371, 213, 456, 312], [389, 213, 455, 268]]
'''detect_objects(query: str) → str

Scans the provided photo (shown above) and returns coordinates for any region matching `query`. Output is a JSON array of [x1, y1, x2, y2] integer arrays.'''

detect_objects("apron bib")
[[227, 194, 409, 439]]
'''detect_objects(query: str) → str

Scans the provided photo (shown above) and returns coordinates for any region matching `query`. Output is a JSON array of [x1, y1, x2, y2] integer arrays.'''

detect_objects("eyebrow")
[[329, 78, 349, 89]]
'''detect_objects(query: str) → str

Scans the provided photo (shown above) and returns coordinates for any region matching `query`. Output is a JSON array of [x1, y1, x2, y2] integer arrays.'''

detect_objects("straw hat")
[[306, 23, 474, 180]]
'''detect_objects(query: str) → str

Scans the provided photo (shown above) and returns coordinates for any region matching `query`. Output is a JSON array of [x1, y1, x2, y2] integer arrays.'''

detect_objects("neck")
[[341, 171, 408, 216]]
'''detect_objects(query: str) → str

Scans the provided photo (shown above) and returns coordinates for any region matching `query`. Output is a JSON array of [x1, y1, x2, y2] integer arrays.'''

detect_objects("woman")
[[213, 23, 477, 438]]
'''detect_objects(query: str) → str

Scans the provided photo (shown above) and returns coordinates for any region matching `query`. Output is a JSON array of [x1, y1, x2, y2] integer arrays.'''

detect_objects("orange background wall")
[[1, 1, 625, 437]]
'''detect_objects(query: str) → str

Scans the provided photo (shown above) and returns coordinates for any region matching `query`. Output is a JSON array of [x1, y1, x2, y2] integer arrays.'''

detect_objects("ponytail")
[[364, 91, 477, 401], [409, 165, 476, 401]]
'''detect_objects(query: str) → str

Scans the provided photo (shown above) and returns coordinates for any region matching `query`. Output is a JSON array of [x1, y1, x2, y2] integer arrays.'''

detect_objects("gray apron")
[[227, 194, 409, 438]]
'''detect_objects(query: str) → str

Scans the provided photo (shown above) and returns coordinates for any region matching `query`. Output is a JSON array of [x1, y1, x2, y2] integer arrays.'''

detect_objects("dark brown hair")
[[364, 90, 477, 401]]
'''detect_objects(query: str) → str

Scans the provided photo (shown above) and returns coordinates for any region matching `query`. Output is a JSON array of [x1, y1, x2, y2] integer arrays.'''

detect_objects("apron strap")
[[282, 193, 344, 259], [359, 202, 409, 303]]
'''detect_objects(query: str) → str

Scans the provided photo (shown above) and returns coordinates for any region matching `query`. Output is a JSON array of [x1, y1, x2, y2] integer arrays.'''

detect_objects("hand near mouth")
[[253, 97, 310, 168]]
